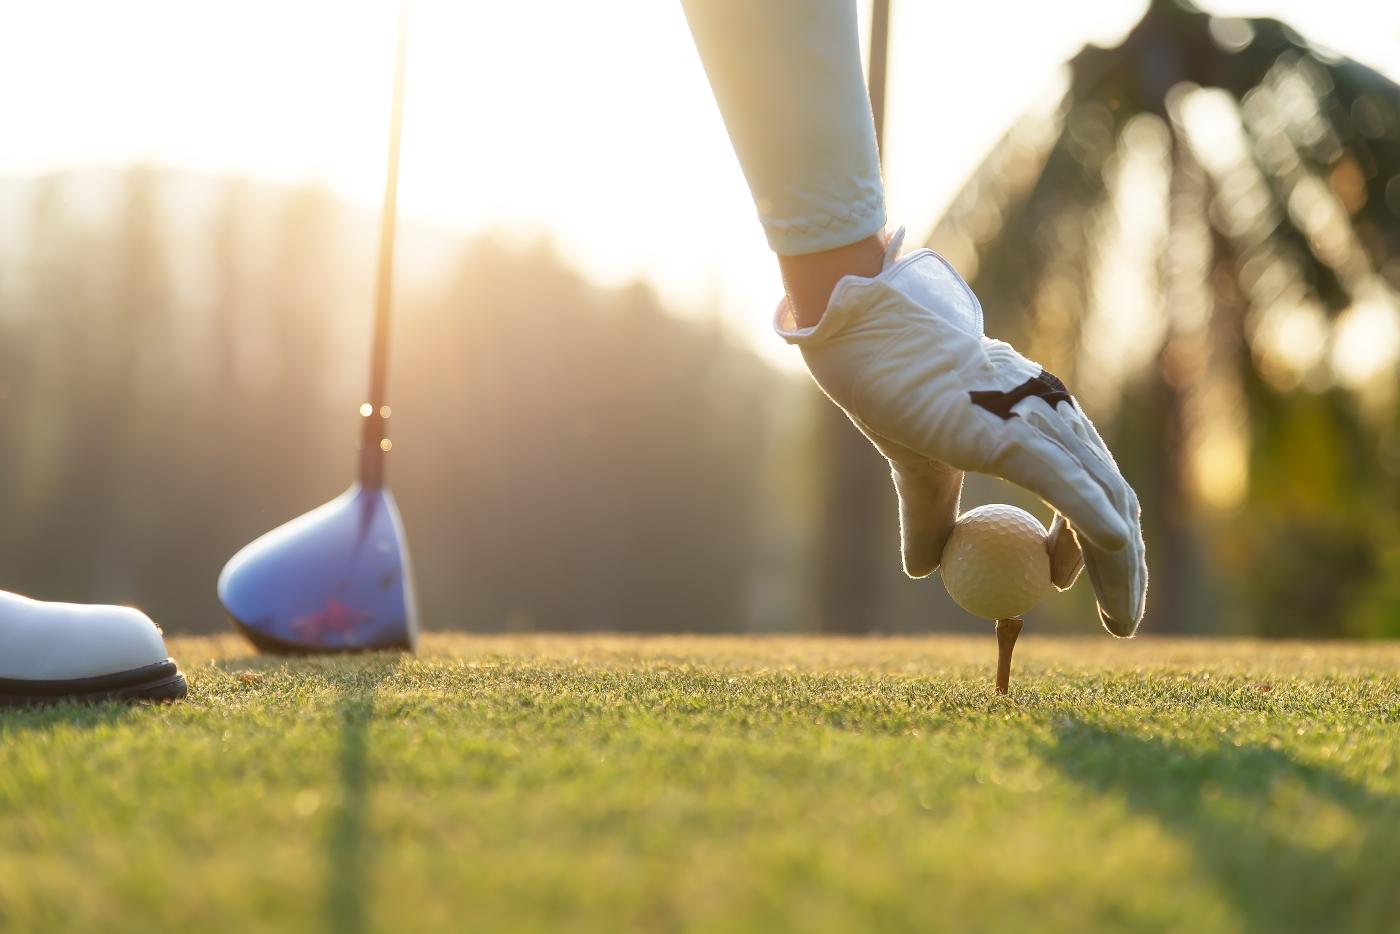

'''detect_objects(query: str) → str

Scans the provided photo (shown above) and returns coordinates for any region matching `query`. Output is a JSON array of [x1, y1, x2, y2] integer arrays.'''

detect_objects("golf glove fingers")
[[821, 398, 965, 579], [862, 428, 964, 579], [775, 229, 1146, 636], [1046, 511, 1084, 590]]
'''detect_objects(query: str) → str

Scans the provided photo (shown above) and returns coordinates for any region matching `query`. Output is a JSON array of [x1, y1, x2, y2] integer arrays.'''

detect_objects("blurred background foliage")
[[0, 169, 836, 635], [928, 0, 1400, 637], [1, 0, 1398, 638]]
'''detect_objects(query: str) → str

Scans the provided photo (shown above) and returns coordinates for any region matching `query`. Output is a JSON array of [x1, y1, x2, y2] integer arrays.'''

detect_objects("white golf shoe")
[[776, 228, 1147, 636], [0, 591, 187, 706]]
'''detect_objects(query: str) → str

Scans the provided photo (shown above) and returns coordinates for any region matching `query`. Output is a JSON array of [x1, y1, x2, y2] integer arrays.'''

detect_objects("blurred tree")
[[393, 240, 790, 633], [4, 170, 172, 602], [0, 169, 801, 634], [927, 0, 1400, 636]]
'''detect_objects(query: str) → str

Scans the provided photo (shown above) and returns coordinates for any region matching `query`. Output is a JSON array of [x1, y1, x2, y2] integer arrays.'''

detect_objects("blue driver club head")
[[218, 485, 419, 654]]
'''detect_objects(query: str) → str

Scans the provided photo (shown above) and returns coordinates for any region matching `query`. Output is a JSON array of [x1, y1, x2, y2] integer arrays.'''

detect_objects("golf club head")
[[219, 484, 419, 654]]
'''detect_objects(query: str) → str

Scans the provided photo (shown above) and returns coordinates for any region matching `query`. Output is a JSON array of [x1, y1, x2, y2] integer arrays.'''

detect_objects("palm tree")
[[926, 0, 1400, 635]]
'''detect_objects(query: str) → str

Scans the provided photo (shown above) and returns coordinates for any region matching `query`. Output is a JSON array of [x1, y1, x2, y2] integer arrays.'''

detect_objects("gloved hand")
[[775, 229, 1147, 636]]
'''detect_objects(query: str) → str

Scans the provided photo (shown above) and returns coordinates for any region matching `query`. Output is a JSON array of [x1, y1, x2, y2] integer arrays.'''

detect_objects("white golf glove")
[[775, 229, 1147, 636]]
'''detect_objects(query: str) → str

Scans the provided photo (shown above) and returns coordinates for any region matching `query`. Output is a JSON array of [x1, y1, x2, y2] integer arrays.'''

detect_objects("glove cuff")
[[773, 228, 911, 348], [773, 226, 986, 349]]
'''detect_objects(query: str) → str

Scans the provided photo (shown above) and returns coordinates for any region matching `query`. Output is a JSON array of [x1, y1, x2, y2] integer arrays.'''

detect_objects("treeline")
[[0, 167, 834, 634], [2, 167, 1396, 638]]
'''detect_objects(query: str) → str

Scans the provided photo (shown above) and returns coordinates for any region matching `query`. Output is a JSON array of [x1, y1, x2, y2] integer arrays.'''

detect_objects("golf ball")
[[940, 504, 1052, 619]]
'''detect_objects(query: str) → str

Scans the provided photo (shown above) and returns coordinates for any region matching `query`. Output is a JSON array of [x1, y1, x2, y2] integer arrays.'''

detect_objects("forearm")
[[681, 0, 886, 257]]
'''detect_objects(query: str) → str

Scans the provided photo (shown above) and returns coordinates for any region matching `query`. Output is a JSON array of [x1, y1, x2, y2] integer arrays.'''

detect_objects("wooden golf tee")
[[994, 617, 1023, 695]]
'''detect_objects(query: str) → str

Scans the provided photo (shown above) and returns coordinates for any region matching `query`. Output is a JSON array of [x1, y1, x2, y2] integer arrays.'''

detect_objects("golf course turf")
[[2, 634, 1398, 932]]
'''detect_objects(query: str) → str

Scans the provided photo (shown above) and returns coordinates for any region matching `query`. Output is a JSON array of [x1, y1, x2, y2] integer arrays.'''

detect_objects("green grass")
[[2, 634, 1399, 933]]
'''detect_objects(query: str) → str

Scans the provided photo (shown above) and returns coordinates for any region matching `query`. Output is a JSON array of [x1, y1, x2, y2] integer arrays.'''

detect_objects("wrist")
[[777, 232, 887, 328]]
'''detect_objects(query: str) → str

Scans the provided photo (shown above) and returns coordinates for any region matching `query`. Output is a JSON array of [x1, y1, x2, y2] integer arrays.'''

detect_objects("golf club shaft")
[[867, 0, 890, 159], [360, 0, 410, 490]]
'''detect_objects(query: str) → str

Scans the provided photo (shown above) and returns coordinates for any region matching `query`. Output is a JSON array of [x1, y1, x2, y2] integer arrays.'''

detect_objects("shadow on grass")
[[208, 649, 403, 934], [0, 698, 163, 737], [320, 656, 402, 934], [1039, 719, 1400, 933]]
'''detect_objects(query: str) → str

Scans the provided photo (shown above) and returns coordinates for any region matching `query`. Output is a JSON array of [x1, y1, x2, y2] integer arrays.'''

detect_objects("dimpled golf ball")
[[940, 504, 1052, 619]]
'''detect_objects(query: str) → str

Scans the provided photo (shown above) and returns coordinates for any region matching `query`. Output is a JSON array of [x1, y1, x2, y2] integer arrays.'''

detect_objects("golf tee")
[[995, 617, 1023, 695]]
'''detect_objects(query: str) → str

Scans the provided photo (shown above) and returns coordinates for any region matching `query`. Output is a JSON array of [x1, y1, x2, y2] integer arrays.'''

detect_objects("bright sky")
[[2, 0, 1397, 363]]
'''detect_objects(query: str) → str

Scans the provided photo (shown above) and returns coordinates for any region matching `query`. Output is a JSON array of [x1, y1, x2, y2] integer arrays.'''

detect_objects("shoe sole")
[[0, 659, 188, 708]]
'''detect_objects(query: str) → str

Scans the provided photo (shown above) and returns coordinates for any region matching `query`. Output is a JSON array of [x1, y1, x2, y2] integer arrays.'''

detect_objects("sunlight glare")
[[1, 0, 1397, 368]]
